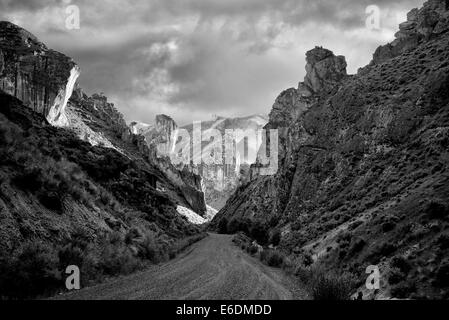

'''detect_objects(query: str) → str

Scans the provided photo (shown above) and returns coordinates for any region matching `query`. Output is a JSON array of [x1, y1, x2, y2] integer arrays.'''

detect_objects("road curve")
[[55, 233, 307, 300]]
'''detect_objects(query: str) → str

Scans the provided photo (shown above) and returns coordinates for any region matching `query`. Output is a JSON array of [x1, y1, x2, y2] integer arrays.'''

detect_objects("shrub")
[[250, 221, 269, 246], [426, 201, 448, 220], [269, 230, 282, 246], [247, 244, 259, 255], [218, 218, 228, 234], [388, 268, 406, 285], [98, 242, 141, 276], [436, 234, 449, 250], [137, 231, 164, 263], [382, 221, 396, 232], [227, 218, 243, 234], [260, 250, 285, 267], [303, 253, 314, 267], [435, 263, 449, 288], [38, 191, 64, 212], [391, 280, 416, 299], [308, 268, 355, 300], [349, 238, 366, 255], [57, 242, 99, 286], [0, 242, 60, 299], [294, 265, 313, 283], [390, 256, 412, 274], [371, 243, 397, 260], [13, 166, 43, 192]]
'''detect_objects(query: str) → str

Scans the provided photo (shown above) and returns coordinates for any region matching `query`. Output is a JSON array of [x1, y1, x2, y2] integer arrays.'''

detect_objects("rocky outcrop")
[[214, 0, 449, 299], [370, 0, 449, 66], [250, 48, 346, 180], [0, 21, 80, 126], [301, 47, 347, 96]]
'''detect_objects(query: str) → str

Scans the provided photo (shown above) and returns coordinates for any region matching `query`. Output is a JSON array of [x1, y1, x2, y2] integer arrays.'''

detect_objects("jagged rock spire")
[[299, 46, 347, 96]]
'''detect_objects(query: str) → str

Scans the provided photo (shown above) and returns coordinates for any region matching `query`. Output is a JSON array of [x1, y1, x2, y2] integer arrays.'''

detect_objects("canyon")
[[1, 0, 449, 300]]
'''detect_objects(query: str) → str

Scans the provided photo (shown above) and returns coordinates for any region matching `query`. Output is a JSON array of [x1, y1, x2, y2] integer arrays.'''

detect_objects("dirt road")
[[56, 233, 307, 300]]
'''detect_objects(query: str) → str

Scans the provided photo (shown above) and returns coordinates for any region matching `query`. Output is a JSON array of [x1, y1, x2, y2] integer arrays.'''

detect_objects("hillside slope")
[[0, 22, 207, 299], [213, 0, 449, 299]]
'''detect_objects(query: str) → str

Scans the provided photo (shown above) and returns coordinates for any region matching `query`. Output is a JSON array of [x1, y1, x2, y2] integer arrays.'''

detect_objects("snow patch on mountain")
[[205, 205, 218, 221], [176, 205, 207, 225]]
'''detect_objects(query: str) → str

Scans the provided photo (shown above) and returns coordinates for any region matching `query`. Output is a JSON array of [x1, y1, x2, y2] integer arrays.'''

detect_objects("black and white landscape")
[[1, 0, 449, 301]]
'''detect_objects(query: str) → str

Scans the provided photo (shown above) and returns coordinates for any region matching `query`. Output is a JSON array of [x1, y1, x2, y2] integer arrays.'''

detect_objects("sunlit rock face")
[[303, 47, 347, 95], [129, 115, 208, 215], [129, 114, 269, 211], [181, 115, 269, 210], [0, 21, 80, 126], [130, 114, 178, 159]]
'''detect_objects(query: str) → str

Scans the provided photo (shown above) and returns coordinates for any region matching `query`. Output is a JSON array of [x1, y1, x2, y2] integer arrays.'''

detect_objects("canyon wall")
[[213, 0, 449, 299]]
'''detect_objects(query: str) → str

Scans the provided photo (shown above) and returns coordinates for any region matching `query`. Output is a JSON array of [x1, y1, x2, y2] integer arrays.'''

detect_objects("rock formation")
[[181, 115, 268, 210], [0, 21, 80, 126], [369, 0, 449, 66], [302, 47, 347, 96]]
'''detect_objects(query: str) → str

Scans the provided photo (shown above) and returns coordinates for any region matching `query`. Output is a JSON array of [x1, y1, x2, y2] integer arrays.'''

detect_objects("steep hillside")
[[0, 21, 206, 298], [213, 0, 449, 299]]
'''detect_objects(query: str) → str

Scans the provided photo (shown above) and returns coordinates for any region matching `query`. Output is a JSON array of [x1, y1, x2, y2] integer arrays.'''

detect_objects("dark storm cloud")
[[0, 0, 59, 11], [0, 0, 424, 124]]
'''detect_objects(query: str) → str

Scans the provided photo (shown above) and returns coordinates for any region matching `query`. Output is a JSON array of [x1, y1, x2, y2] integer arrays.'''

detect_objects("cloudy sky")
[[0, 0, 423, 125]]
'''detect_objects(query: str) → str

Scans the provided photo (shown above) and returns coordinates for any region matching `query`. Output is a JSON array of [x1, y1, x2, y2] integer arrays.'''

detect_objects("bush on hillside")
[[260, 249, 285, 267], [218, 218, 228, 234], [308, 267, 355, 300], [0, 242, 60, 299], [250, 221, 269, 246], [269, 229, 282, 246]]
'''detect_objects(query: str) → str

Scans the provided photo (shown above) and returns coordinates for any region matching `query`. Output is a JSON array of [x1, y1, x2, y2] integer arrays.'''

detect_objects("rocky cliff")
[[213, 0, 449, 299], [129, 114, 268, 212], [129, 114, 207, 215], [181, 115, 268, 210], [0, 21, 80, 126]]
